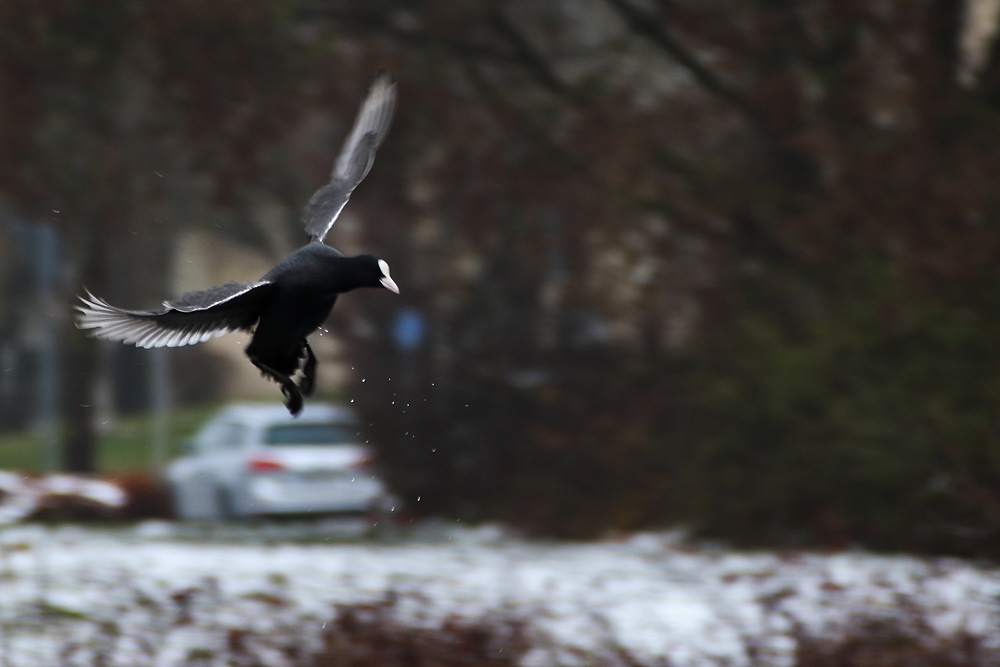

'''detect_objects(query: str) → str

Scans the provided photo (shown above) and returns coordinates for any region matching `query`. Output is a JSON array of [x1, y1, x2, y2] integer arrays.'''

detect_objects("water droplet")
[[350, 399, 355, 403], [417, 496, 421, 502], [361, 378, 366, 383]]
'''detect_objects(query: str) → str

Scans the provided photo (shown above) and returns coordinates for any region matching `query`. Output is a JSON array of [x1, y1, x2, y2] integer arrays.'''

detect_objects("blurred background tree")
[[3, 0, 1000, 555], [0, 0, 329, 470]]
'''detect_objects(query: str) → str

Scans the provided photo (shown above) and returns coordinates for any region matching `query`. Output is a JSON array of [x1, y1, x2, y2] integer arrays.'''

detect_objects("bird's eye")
[[378, 259, 391, 277]]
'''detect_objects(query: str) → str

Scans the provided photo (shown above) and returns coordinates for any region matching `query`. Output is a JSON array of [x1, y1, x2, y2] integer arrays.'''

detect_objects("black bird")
[[75, 72, 399, 415]]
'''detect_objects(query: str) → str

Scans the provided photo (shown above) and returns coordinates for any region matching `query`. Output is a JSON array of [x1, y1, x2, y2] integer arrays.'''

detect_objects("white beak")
[[380, 276, 400, 294]]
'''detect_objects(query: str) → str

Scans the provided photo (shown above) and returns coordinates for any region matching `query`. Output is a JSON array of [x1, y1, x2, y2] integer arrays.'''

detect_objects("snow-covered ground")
[[1, 521, 999, 666]]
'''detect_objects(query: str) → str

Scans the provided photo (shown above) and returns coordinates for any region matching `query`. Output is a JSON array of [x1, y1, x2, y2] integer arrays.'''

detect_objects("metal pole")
[[149, 347, 171, 473], [35, 224, 60, 471]]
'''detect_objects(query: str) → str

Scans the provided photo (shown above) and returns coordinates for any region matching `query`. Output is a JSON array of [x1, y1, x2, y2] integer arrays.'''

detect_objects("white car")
[[166, 403, 388, 520]]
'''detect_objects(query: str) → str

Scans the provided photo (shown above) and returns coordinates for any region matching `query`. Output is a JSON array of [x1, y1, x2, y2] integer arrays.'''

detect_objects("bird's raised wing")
[[74, 280, 276, 349], [302, 71, 397, 243]]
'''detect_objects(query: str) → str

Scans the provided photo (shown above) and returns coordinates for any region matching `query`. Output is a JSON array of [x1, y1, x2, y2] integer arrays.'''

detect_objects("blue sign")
[[392, 308, 426, 351]]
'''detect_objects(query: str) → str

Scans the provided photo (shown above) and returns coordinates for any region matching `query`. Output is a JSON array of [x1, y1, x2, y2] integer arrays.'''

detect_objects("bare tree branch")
[[969, 0, 1000, 104], [296, 4, 513, 63], [458, 58, 588, 177], [919, 0, 963, 134], [488, 7, 572, 98], [601, 0, 769, 133]]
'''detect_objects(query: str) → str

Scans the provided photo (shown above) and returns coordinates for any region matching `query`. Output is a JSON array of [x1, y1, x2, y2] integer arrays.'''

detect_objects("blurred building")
[[0, 212, 62, 433]]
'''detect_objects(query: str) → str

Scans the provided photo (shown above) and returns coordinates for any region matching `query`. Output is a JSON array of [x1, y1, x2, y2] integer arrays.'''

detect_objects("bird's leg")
[[299, 341, 317, 397], [282, 382, 303, 416], [249, 355, 304, 416]]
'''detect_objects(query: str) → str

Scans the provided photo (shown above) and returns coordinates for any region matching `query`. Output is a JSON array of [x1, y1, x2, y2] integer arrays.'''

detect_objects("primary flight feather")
[[303, 72, 396, 243]]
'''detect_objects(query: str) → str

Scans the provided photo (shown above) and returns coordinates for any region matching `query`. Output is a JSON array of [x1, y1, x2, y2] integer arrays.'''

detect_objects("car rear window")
[[263, 423, 357, 446]]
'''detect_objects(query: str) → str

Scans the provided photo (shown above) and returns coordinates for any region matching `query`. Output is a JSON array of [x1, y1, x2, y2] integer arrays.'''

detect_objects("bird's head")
[[356, 254, 399, 294], [377, 258, 400, 294]]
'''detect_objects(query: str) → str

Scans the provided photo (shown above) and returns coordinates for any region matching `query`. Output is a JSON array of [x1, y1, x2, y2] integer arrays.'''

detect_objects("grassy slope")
[[0, 405, 218, 474]]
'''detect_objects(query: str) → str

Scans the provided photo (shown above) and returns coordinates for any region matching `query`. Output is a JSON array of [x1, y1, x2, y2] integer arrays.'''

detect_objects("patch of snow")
[[42, 475, 127, 508], [0, 472, 126, 525], [0, 523, 997, 666]]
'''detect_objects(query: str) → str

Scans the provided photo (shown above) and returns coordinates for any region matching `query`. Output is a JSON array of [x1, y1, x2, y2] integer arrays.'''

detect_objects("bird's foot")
[[250, 353, 304, 416], [282, 381, 303, 416], [299, 342, 317, 397]]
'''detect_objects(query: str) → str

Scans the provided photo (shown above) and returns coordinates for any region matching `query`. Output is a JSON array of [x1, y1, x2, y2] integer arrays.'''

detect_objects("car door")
[[169, 417, 247, 519], [209, 421, 251, 516]]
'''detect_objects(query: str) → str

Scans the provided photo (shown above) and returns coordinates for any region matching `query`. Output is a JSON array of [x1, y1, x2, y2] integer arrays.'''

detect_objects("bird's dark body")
[[242, 244, 393, 412], [247, 244, 345, 378], [74, 72, 399, 415], [247, 293, 337, 377]]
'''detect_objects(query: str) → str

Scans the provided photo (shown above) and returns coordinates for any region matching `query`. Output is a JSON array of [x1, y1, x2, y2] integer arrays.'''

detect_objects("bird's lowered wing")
[[302, 71, 397, 244], [74, 280, 276, 349]]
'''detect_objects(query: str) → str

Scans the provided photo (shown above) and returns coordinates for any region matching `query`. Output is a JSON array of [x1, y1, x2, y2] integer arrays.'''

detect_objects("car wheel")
[[168, 483, 190, 521], [215, 486, 236, 520]]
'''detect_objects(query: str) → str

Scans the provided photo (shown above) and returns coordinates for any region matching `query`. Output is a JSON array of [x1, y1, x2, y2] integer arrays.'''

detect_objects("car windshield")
[[263, 423, 357, 446]]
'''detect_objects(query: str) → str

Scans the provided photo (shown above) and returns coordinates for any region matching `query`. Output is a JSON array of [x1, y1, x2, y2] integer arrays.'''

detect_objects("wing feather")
[[302, 71, 397, 243], [74, 281, 275, 349]]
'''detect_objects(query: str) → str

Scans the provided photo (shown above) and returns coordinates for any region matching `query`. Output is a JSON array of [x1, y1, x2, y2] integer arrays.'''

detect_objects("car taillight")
[[247, 457, 285, 473], [353, 454, 376, 470]]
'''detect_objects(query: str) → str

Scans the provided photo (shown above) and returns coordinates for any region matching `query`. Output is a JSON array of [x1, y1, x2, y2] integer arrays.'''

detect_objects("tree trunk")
[[60, 224, 104, 473], [62, 328, 98, 473]]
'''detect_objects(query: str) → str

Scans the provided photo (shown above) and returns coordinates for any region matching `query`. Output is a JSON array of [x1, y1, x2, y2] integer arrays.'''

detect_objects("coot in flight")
[[75, 72, 399, 415]]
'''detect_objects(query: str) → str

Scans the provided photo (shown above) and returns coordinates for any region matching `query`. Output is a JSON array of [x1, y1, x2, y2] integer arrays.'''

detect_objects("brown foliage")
[[329, 1, 1000, 552], [108, 472, 173, 520], [794, 619, 994, 667], [315, 596, 529, 667]]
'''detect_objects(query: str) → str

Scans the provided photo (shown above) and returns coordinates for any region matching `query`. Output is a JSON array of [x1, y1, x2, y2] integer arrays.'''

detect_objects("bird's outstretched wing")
[[302, 71, 397, 243], [74, 281, 276, 349]]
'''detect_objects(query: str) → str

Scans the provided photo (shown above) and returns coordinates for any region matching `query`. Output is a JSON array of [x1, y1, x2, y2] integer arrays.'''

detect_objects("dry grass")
[[8, 583, 998, 667], [791, 616, 995, 667], [308, 597, 1000, 667], [313, 596, 530, 667]]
